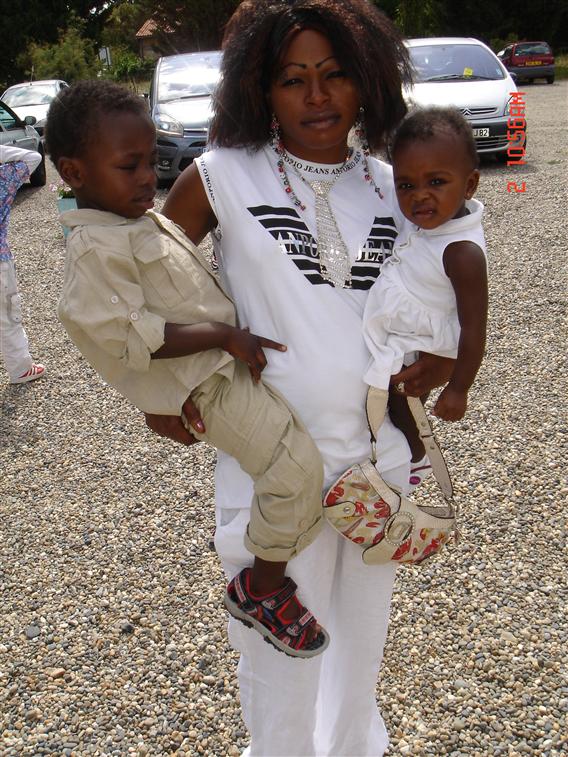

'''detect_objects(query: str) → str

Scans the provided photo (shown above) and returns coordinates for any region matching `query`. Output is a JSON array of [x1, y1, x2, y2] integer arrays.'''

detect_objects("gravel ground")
[[1, 81, 566, 757]]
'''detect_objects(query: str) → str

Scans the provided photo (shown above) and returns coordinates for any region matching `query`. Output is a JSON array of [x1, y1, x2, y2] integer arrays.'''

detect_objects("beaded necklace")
[[271, 137, 384, 288], [272, 143, 353, 287], [272, 137, 384, 212]]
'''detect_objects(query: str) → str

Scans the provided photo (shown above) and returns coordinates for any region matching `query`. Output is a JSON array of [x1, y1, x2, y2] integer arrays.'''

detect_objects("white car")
[[404, 38, 521, 161], [0, 99, 46, 185], [1, 79, 69, 136]]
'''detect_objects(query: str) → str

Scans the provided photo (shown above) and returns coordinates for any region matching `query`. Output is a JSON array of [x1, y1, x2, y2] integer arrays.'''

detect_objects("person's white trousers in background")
[[215, 462, 409, 757], [0, 259, 32, 380]]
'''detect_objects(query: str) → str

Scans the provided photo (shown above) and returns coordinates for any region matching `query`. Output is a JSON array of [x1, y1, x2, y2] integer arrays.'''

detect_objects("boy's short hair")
[[392, 106, 479, 169], [45, 80, 150, 166]]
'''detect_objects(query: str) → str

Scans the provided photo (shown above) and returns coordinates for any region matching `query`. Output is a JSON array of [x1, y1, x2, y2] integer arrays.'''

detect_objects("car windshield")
[[409, 44, 506, 82], [515, 42, 551, 56], [0, 103, 19, 129], [3, 84, 57, 107], [157, 53, 222, 103]]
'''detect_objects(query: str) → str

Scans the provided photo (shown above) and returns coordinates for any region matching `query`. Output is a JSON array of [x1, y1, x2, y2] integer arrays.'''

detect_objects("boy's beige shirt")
[[58, 209, 235, 414]]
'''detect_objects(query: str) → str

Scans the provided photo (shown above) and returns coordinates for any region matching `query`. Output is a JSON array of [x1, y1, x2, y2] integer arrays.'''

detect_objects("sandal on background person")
[[225, 567, 330, 659], [10, 363, 46, 384]]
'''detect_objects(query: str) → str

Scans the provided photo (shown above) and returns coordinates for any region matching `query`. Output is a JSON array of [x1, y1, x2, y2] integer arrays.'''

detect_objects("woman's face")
[[269, 29, 360, 163]]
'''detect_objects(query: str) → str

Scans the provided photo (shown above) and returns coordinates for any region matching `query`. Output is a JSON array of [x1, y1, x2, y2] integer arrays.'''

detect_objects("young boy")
[[0, 145, 46, 383], [45, 80, 328, 659]]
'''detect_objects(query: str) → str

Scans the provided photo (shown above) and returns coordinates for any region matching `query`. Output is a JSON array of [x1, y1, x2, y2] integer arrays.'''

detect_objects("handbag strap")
[[365, 386, 454, 501]]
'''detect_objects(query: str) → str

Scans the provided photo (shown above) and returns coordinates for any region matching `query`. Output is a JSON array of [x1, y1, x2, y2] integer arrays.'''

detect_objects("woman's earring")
[[355, 106, 370, 158], [270, 113, 283, 153]]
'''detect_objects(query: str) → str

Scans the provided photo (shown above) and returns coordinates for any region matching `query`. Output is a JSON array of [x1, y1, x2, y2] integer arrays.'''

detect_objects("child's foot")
[[224, 567, 330, 659], [10, 363, 46, 384], [409, 454, 432, 490]]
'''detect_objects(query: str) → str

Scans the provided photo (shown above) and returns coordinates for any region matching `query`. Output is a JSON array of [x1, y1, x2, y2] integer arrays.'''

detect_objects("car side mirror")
[[509, 71, 518, 82], [24, 115, 37, 125]]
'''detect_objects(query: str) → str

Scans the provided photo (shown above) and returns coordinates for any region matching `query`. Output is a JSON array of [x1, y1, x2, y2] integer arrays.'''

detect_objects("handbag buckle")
[[383, 511, 415, 546]]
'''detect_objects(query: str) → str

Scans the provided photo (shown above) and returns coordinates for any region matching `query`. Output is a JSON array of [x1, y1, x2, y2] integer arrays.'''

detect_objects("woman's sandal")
[[409, 454, 433, 490], [224, 567, 330, 659]]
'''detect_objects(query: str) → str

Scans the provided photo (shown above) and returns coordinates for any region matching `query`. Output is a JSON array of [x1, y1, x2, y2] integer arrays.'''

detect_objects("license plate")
[[472, 128, 490, 138], [526, 60, 542, 66]]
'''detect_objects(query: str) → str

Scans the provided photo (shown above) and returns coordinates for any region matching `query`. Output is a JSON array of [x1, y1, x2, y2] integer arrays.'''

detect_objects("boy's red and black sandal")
[[224, 567, 330, 659]]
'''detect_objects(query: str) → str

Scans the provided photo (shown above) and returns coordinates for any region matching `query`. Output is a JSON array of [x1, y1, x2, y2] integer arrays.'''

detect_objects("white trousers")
[[215, 462, 409, 757], [0, 259, 32, 380]]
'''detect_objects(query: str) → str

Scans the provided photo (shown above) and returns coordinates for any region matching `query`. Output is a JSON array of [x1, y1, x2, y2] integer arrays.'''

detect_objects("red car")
[[497, 41, 555, 84]]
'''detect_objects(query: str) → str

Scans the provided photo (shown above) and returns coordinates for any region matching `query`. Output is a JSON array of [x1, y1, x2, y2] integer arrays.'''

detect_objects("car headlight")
[[504, 96, 513, 117], [153, 112, 184, 138]]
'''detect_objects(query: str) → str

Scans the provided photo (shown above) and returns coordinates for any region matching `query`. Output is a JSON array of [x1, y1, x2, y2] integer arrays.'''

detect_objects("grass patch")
[[555, 53, 568, 79]]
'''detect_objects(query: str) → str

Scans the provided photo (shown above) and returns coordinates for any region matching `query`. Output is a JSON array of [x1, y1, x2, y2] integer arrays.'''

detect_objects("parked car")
[[404, 38, 522, 162], [148, 50, 222, 182], [0, 99, 46, 185], [497, 41, 555, 84], [1, 79, 69, 136]]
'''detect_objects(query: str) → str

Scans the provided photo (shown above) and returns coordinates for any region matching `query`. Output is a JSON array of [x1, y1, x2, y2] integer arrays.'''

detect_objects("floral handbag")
[[323, 388, 458, 565]]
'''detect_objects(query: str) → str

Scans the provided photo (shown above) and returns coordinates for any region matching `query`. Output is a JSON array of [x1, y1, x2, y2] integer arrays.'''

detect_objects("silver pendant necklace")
[[280, 150, 353, 288], [303, 172, 352, 288]]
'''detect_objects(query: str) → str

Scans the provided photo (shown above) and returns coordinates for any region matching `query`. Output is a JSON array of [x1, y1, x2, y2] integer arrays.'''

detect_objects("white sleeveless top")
[[196, 145, 409, 507], [363, 198, 487, 389]]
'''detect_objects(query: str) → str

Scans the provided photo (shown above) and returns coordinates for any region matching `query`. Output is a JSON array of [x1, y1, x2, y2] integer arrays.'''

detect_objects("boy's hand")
[[227, 327, 287, 382], [432, 386, 467, 421]]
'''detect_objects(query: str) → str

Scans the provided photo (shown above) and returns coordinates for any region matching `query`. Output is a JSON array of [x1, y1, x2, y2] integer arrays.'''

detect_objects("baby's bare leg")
[[388, 384, 427, 462]]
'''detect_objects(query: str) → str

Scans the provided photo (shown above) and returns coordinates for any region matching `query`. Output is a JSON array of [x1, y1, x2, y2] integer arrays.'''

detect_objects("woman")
[[147, 1, 453, 753]]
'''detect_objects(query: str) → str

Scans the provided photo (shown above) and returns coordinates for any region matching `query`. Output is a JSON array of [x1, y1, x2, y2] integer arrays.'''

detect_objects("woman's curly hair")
[[210, 0, 412, 153]]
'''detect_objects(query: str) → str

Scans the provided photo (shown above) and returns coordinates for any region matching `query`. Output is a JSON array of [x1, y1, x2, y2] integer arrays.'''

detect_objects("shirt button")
[[110, 295, 119, 304], [130, 311, 139, 321]]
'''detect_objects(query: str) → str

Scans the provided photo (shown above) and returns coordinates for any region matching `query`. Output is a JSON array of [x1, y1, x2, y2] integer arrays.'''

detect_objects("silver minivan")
[[405, 38, 522, 162], [148, 50, 222, 182]]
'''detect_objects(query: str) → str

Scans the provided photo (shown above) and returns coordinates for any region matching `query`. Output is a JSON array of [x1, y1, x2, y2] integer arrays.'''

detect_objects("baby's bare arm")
[[436, 240, 488, 419]]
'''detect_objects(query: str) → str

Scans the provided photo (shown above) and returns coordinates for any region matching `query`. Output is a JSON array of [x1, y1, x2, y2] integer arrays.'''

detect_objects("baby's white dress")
[[363, 198, 486, 389]]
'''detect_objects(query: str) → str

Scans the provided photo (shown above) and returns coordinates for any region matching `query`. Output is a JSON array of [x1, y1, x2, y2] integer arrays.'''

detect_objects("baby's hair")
[[392, 106, 479, 169], [210, 0, 412, 153], [45, 80, 150, 167]]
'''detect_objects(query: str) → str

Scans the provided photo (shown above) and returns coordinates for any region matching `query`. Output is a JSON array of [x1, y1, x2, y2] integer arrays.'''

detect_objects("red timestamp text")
[[506, 92, 527, 192]]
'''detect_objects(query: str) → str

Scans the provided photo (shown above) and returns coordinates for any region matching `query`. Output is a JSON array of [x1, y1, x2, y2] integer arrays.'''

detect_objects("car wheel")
[[29, 148, 47, 187], [546, 76, 555, 84]]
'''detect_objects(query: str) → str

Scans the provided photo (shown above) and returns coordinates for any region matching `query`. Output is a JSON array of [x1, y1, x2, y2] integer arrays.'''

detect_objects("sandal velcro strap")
[[259, 578, 298, 611], [282, 609, 315, 639]]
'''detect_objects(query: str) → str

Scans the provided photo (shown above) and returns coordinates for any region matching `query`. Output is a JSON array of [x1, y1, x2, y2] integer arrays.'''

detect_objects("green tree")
[[23, 19, 101, 83], [104, 47, 154, 90], [0, 1, 116, 88], [135, 0, 240, 54], [444, 0, 568, 50], [102, 0, 148, 54], [394, 0, 445, 38]]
